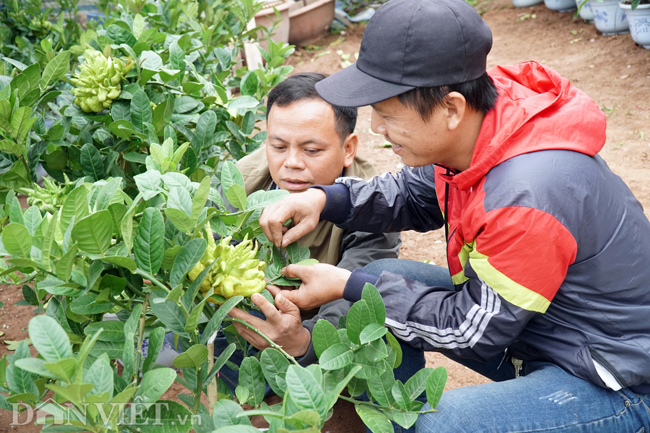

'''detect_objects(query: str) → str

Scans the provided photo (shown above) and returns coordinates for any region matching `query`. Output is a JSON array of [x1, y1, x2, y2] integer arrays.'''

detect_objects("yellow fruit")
[[72, 48, 133, 113], [187, 225, 266, 303]]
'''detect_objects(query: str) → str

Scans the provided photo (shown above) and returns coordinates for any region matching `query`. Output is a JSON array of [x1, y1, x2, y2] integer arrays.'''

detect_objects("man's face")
[[371, 96, 457, 168], [266, 99, 357, 193]]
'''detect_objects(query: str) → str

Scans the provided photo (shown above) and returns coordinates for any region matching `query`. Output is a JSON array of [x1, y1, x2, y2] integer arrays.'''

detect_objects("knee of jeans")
[[362, 258, 401, 277]]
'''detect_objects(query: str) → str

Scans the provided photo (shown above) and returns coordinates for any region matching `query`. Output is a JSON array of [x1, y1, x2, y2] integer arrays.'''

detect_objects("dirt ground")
[[1, 0, 649, 430]]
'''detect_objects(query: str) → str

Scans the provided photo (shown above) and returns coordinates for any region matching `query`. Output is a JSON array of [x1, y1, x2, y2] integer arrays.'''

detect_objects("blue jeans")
[[364, 259, 650, 433]]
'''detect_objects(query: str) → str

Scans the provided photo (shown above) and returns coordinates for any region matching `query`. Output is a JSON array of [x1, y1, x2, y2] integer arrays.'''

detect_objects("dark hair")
[[397, 73, 498, 120], [266, 72, 357, 142]]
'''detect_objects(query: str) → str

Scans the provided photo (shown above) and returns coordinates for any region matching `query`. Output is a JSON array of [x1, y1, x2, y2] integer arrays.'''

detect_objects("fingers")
[[266, 285, 282, 297], [282, 264, 308, 280], [260, 204, 292, 248], [227, 307, 265, 329], [274, 293, 301, 319], [250, 293, 280, 322], [280, 222, 317, 248]]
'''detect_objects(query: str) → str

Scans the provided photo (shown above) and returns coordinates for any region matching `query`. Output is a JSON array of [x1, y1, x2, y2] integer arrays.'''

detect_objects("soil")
[[2, 0, 650, 430]]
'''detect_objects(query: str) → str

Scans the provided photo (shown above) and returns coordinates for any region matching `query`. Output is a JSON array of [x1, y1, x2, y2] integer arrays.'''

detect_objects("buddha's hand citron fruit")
[[71, 48, 133, 113], [187, 226, 266, 303]]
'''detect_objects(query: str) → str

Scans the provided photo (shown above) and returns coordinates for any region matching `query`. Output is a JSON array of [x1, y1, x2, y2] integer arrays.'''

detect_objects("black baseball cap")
[[315, 0, 493, 107]]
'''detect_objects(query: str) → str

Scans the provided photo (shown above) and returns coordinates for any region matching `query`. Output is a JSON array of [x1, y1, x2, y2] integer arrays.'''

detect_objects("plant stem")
[[134, 269, 170, 293], [136, 293, 150, 383], [228, 317, 299, 365], [193, 367, 203, 414]]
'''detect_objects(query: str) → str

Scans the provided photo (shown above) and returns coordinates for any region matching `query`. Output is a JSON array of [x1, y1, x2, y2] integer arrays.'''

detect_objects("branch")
[[227, 317, 299, 365]]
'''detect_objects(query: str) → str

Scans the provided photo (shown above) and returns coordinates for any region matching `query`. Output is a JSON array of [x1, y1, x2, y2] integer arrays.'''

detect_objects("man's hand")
[[259, 188, 327, 248], [268, 264, 351, 311], [229, 291, 312, 357]]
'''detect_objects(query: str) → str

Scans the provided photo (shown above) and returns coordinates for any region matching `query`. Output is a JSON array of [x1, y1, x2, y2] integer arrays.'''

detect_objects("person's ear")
[[342, 133, 358, 168], [444, 92, 467, 131]]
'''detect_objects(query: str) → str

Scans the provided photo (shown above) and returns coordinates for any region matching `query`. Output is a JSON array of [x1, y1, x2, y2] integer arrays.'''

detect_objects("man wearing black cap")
[[254, 0, 650, 431]]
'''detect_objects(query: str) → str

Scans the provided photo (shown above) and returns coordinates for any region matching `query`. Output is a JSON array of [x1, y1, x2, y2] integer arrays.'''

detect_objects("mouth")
[[389, 141, 403, 154], [282, 179, 311, 191]]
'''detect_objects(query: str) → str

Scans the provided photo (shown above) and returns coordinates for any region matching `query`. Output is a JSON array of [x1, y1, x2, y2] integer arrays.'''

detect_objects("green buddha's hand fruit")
[[72, 48, 133, 113], [188, 226, 266, 303]]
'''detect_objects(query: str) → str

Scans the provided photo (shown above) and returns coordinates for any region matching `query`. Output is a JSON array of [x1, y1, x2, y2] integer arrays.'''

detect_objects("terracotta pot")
[[289, 0, 336, 46], [255, 0, 295, 50]]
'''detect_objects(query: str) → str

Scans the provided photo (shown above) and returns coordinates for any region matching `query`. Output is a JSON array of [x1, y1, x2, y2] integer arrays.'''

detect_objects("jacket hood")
[[450, 61, 606, 190]]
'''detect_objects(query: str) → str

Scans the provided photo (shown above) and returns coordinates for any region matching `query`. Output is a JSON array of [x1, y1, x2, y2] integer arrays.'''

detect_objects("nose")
[[371, 109, 387, 136], [283, 147, 305, 170]]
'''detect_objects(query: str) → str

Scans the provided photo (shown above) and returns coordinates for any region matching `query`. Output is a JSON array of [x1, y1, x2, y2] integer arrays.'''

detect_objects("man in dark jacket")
[[257, 0, 650, 431]]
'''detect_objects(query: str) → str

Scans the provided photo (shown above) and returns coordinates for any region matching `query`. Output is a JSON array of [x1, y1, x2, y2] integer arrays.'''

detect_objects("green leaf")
[[84, 354, 114, 397], [95, 178, 122, 211], [134, 207, 164, 274], [0, 139, 23, 156], [42, 358, 77, 382], [384, 408, 418, 429], [71, 210, 113, 255], [200, 295, 243, 345], [41, 211, 58, 270], [131, 90, 152, 133], [46, 383, 93, 407], [84, 321, 125, 342], [203, 343, 236, 388], [226, 184, 247, 210], [360, 326, 388, 348], [167, 187, 192, 215], [362, 338, 388, 363], [367, 368, 395, 407], [170, 238, 206, 287], [212, 399, 253, 427], [191, 176, 211, 222], [391, 381, 410, 411], [194, 110, 217, 152], [102, 256, 138, 271], [385, 331, 403, 369], [6, 341, 38, 395], [426, 366, 447, 410], [239, 356, 266, 407], [286, 242, 310, 264], [2, 223, 32, 258], [135, 400, 193, 433], [355, 405, 393, 433], [362, 283, 386, 326], [285, 365, 326, 417], [319, 343, 353, 370], [134, 368, 177, 409], [220, 161, 245, 197], [165, 208, 194, 233], [184, 295, 208, 334], [61, 186, 89, 233], [404, 367, 434, 402], [259, 348, 290, 398], [143, 327, 165, 373], [228, 95, 260, 110], [169, 42, 186, 71], [172, 344, 208, 369], [312, 321, 341, 358], [70, 293, 114, 315], [212, 427, 259, 433], [11, 106, 35, 145], [22, 206, 40, 237], [41, 51, 70, 90], [14, 357, 58, 379], [246, 189, 289, 211], [134, 169, 162, 200], [28, 315, 72, 362], [80, 143, 104, 181], [56, 243, 78, 281], [346, 299, 371, 345], [149, 291, 188, 336]]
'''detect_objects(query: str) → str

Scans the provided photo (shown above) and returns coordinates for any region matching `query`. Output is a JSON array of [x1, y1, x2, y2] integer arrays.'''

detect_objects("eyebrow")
[[268, 135, 330, 146]]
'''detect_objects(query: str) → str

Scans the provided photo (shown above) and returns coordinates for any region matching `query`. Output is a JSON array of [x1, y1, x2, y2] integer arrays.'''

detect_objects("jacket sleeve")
[[298, 230, 401, 365], [342, 204, 577, 362], [318, 165, 444, 233]]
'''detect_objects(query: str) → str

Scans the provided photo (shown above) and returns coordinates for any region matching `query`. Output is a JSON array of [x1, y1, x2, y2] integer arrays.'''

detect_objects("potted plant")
[[545, 0, 577, 12], [589, 0, 630, 34], [576, 0, 595, 21], [619, 0, 650, 48], [289, 0, 336, 46], [513, 0, 544, 8]]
